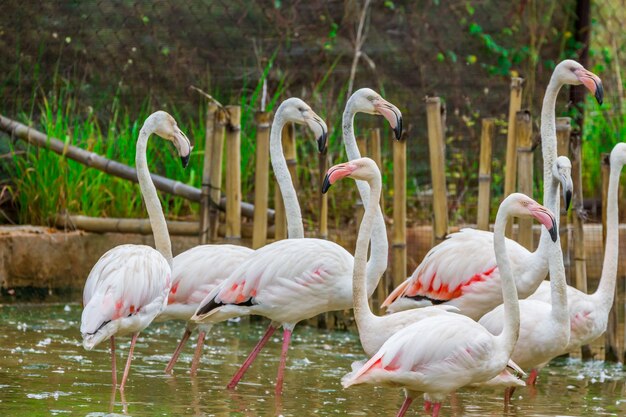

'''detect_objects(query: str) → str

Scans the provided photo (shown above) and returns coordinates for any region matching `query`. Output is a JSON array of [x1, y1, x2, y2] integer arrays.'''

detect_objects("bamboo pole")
[[570, 132, 588, 293], [504, 77, 524, 237], [319, 151, 328, 239], [426, 97, 448, 245], [274, 123, 296, 240], [601, 154, 619, 362], [252, 111, 271, 249], [556, 117, 572, 282], [355, 136, 367, 231], [208, 109, 227, 240], [516, 111, 534, 250], [477, 118, 495, 231], [369, 128, 385, 213], [199, 103, 218, 244], [225, 105, 241, 242], [392, 134, 407, 289]]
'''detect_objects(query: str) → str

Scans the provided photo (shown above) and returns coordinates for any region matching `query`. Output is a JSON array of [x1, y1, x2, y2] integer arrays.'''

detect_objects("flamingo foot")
[[275, 328, 292, 396], [165, 328, 192, 374], [424, 400, 431, 412], [119, 333, 138, 392], [396, 396, 413, 417], [527, 368, 539, 386], [432, 402, 441, 417], [190, 331, 206, 377], [110, 336, 117, 389], [227, 324, 277, 390]]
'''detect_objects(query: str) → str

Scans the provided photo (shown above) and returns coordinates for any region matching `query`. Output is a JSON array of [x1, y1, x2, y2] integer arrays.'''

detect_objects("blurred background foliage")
[[0, 0, 623, 227]]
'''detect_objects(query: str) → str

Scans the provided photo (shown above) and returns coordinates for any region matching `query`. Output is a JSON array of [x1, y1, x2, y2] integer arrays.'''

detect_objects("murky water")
[[1, 304, 625, 416]]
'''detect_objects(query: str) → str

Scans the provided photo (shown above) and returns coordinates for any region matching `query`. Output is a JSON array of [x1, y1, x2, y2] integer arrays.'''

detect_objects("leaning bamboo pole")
[[199, 103, 218, 244], [602, 153, 619, 362], [252, 111, 271, 249], [0, 114, 271, 221], [504, 77, 524, 237], [516, 111, 533, 250], [477, 118, 495, 231], [426, 97, 448, 245], [225, 106, 242, 242], [556, 117, 572, 282]]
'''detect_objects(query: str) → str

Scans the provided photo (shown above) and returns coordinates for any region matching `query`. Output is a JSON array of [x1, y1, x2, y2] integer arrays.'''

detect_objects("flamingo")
[[528, 142, 626, 355], [329, 158, 557, 417], [382, 59, 603, 320], [156, 244, 253, 376], [80, 111, 192, 391], [190, 94, 404, 395]]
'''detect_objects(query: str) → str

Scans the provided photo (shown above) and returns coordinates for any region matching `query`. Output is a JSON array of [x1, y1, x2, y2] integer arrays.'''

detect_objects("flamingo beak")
[[180, 154, 190, 168], [305, 113, 328, 153], [173, 128, 192, 168], [574, 68, 603, 105], [322, 163, 356, 193], [529, 203, 558, 242], [373, 98, 403, 140], [561, 174, 573, 211]]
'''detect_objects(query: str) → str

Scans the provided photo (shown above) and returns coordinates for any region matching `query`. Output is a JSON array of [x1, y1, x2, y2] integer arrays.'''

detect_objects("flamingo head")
[[322, 157, 379, 193], [349, 88, 403, 140], [552, 156, 573, 211], [148, 110, 193, 167], [555, 60, 603, 105], [610, 142, 626, 169], [505, 193, 558, 242], [277, 98, 328, 153]]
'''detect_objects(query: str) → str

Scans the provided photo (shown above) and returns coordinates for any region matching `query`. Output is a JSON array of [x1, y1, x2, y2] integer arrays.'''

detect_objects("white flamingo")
[[190, 94, 405, 395], [333, 157, 556, 417], [80, 111, 192, 391], [528, 142, 626, 354], [382, 59, 603, 320]]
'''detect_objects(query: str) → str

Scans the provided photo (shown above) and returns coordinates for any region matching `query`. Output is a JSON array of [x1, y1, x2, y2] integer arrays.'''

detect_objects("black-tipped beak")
[[564, 189, 572, 211], [181, 154, 190, 168], [322, 173, 332, 194], [317, 131, 328, 154], [549, 219, 558, 242], [595, 79, 604, 105], [394, 115, 403, 140]]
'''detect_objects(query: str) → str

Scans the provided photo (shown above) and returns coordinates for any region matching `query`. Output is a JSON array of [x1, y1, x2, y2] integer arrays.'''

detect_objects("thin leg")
[[424, 400, 431, 412], [504, 386, 515, 407], [432, 402, 441, 417], [165, 328, 192, 374], [396, 396, 413, 417], [190, 331, 206, 377], [527, 368, 539, 385], [275, 328, 292, 396], [111, 336, 117, 388], [119, 333, 139, 392], [227, 324, 277, 390]]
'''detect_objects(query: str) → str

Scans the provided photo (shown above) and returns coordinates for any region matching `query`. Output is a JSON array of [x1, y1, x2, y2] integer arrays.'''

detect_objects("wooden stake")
[[225, 105, 241, 242], [426, 97, 448, 245], [355, 136, 367, 231], [516, 111, 533, 250], [477, 118, 495, 231], [252, 111, 271, 249], [504, 77, 524, 237], [392, 135, 407, 289], [602, 154, 619, 362], [208, 109, 227, 241], [199, 103, 217, 244], [570, 132, 587, 293], [556, 117, 572, 283], [274, 123, 296, 240], [369, 128, 385, 213]]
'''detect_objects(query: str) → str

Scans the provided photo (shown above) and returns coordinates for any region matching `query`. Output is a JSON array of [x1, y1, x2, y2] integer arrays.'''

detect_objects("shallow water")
[[1, 304, 625, 416]]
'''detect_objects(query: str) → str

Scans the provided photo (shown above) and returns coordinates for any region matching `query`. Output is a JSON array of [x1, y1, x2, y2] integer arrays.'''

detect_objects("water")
[[1, 304, 625, 416]]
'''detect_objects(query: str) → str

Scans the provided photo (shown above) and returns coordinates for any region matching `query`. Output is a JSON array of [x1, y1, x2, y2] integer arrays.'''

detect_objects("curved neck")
[[541, 79, 561, 216], [352, 170, 383, 325], [270, 112, 304, 239], [593, 162, 622, 309], [493, 208, 520, 355], [342, 102, 388, 289], [136, 126, 172, 265]]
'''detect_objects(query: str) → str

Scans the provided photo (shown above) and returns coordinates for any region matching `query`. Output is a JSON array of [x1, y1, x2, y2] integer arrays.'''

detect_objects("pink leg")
[[424, 400, 431, 412], [527, 368, 539, 386], [165, 328, 192, 374], [432, 402, 441, 417], [504, 386, 515, 407], [111, 336, 117, 389], [119, 333, 138, 392], [275, 328, 292, 396], [227, 324, 277, 390], [396, 396, 413, 417], [190, 331, 206, 377]]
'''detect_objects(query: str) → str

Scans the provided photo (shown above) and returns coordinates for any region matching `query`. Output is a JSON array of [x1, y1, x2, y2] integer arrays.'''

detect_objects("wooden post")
[[355, 136, 367, 231], [477, 118, 495, 231], [208, 108, 227, 241], [199, 103, 217, 244], [319, 151, 328, 239], [392, 135, 407, 289], [516, 111, 534, 250], [504, 77, 524, 237], [369, 128, 385, 213], [602, 154, 619, 362], [274, 123, 296, 240], [426, 97, 448, 245], [252, 111, 271, 249], [225, 105, 241, 242], [556, 117, 572, 282]]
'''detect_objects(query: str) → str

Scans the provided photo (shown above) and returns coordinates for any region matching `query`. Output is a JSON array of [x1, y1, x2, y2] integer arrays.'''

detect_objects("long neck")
[[547, 230, 569, 324], [270, 112, 304, 239], [493, 208, 520, 355], [136, 126, 173, 265], [593, 162, 622, 309], [352, 171, 383, 325], [342, 102, 388, 291], [541, 79, 561, 215]]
